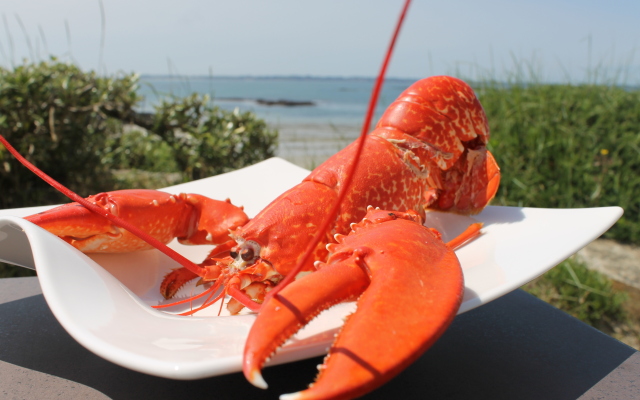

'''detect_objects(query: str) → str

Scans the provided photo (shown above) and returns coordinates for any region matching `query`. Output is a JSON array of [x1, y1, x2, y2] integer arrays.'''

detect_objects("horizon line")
[[138, 74, 421, 81]]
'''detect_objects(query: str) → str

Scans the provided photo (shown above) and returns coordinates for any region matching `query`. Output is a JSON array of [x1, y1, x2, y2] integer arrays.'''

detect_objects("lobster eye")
[[240, 248, 254, 261], [230, 251, 239, 259]]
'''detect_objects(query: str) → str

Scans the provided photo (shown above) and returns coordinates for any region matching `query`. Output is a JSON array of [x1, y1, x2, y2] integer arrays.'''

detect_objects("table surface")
[[0, 276, 638, 400]]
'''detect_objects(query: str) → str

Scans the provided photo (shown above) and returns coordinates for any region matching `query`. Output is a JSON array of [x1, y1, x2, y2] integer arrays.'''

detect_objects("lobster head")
[[375, 76, 500, 214]]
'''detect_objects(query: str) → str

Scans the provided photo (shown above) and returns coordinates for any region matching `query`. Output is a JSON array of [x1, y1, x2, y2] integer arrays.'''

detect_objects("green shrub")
[[148, 93, 278, 181], [102, 127, 180, 173], [0, 58, 140, 207], [478, 83, 640, 244], [101, 95, 278, 184]]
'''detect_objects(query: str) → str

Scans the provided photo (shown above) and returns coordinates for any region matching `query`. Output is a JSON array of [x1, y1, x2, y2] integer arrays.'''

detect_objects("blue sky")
[[1, 0, 639, 83]]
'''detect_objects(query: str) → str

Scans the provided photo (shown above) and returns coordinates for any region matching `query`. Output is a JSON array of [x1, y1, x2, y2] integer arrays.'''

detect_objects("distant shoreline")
[[217, 97, 315, 107], [140, 74, 419, 83]]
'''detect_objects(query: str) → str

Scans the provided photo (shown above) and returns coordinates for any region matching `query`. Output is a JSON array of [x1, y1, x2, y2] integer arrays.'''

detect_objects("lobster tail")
[[374, 76, 500, 214]]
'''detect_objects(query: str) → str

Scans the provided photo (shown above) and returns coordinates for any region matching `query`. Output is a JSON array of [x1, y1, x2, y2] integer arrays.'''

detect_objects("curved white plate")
[[0, 158, 623, 379]]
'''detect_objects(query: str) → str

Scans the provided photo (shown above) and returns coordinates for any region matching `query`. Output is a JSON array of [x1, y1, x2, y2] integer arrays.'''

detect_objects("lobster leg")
[[244, 209, 463, 400]]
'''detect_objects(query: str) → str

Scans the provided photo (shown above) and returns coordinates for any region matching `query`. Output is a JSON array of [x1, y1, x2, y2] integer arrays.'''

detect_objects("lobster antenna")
[[266, 0, 412, 299], [0, 135, 203, 277]]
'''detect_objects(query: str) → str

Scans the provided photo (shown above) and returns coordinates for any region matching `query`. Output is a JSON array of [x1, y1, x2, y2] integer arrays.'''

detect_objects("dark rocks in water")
[[255, 99, 315, 107], [215, 97, 316, 107]]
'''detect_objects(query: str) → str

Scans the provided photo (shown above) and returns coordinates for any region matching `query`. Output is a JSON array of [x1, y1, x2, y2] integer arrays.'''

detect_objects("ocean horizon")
[[138, 74, 420, 82]]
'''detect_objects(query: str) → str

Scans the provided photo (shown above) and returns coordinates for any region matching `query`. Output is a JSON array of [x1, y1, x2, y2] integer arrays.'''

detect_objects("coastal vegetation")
[[0, 59, 638, 347], [478, 82, 640, 244]]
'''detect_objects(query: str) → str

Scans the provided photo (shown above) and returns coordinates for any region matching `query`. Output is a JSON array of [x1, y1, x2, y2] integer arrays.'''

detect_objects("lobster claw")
[[25, 189, 249, 252], [244, 209, 463, 399]]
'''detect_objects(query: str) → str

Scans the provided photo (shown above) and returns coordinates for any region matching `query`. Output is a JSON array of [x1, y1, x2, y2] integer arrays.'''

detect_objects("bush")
[[101, 94, 279, 185], [145, 93, 278, 181], [478, 83, 640, 244], [0, 58, 140, 207]]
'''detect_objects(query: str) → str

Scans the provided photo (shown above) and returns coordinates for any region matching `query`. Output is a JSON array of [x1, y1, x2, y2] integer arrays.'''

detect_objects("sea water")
[[138, 76, 416, 168]]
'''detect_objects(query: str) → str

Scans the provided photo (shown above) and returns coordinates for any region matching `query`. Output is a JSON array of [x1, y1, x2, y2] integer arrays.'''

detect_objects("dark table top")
[[0, 276, 638, 399]]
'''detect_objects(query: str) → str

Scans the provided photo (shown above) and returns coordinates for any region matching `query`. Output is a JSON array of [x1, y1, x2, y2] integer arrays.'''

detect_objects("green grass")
[[478, 83, 640, 244], [522, 258, 628, 330]]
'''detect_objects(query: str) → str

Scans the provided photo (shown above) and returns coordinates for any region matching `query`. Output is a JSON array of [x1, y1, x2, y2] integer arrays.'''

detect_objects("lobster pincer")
[[25, 189, 249, 253], [244, 208, 464, 400]]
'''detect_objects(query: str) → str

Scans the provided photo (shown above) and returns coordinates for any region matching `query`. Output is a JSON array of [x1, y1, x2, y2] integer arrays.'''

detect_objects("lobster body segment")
[[232, 134, 430, 279]]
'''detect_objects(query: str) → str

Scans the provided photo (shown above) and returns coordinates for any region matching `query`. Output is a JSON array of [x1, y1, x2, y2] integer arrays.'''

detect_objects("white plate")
[[0, 157, 623, 379]]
